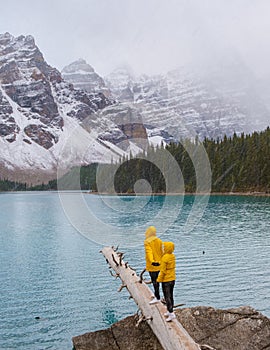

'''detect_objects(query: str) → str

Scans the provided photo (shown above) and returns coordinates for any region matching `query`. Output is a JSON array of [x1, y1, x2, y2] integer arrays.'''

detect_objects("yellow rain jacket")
[[144, 226, 163, 272], [157, 241, 176, 282]]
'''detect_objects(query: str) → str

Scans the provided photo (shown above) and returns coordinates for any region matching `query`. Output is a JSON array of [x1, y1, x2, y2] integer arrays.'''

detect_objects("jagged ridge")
[[0, 33, 148, 183]]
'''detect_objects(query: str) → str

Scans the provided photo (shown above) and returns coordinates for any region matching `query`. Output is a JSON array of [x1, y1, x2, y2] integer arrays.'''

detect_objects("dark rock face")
[[72, 306, 270, 350], [0, 33, 63, 131], [0, 89, 19, 142], [6, 79, 59, 125], [119, 122, 148, 141], [98, 105, 148, 150], [24, 125, 58, 149], [73, 90, 110, 117], [0, 32, 111, 151]]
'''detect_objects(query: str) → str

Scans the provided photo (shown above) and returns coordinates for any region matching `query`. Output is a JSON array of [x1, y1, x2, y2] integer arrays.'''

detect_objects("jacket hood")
[[145, 226, 157, 239], [163, 241, 174, 254]]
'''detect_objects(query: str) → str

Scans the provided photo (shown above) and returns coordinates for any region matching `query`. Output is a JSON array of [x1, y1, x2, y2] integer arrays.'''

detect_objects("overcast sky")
[[1, 0, 270, 78]]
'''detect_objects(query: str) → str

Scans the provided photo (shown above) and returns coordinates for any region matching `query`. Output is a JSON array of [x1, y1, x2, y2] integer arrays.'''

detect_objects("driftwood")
[[101, 246, 200, 350]]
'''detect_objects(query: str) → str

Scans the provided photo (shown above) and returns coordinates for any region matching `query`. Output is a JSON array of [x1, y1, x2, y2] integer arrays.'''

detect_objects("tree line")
[[110, 126, 270, 194], [1, 127, 269, 193]]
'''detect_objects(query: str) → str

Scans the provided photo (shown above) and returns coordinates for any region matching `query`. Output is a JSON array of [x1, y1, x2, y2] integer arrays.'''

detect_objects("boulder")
[[72, 306, 270, 350]]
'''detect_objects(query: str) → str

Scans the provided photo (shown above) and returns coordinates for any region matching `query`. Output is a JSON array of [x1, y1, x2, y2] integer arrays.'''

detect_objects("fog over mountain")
[[0, 0, 269, 77], [0, 0, 269, 127]]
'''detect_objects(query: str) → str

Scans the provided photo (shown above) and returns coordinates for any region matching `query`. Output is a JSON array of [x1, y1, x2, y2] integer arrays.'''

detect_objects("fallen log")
[[101, 246, 200, 350]]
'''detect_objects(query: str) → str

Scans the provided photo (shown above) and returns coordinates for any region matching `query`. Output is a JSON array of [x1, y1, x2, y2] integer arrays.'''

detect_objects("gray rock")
[[72, 306, 270, 350], [98, 105, 148, 150], [0, 33, 111, 150], [73, 314, 163, 350]]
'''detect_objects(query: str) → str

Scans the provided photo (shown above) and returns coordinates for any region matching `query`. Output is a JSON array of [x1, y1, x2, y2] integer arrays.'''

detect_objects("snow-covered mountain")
[[0, 33, 148, 183], [105, 65, 135, 102], [1, 32, 269, 183], [62, 58, 110, 97], [62, 59, 270, 143], [105, 64, 269, 140]]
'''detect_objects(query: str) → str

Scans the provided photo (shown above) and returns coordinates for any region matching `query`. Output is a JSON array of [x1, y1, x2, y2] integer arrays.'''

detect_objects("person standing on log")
[[144, 226, 163, 304], [157, 241, 176, 322]]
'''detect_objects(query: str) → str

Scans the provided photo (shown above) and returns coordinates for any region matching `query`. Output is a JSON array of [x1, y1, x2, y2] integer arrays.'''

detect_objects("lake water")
[[0, 192, 270, 349]]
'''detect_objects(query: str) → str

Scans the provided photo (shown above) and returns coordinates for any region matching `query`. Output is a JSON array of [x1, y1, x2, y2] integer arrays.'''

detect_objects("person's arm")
[[144, 242, 154, 265], [157, 258, 167, 282]]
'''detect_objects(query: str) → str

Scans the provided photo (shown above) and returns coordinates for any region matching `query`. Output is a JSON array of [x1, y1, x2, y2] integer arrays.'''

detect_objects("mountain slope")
[[105, 64, 269, 140], [0, 33, 147, 183], [1, 33, 269, 184]]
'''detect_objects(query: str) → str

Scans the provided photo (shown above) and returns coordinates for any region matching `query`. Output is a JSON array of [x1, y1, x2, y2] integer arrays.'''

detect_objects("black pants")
[[162, 280, 175, 313], [149, 271, 160, 300]]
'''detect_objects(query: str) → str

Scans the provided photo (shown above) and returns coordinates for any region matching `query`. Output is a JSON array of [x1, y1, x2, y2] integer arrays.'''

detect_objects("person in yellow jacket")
[[144, 226, 163, 304], [157, 241, 176, 322]]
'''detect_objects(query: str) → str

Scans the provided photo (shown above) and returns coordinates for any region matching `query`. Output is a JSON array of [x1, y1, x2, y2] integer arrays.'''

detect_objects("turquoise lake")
[[0, 192, 270, 349]]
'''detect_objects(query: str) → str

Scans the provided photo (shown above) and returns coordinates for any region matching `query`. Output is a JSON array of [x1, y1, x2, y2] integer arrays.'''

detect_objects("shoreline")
[[1, 190, 269, 197], [88, 191, 270, 197]]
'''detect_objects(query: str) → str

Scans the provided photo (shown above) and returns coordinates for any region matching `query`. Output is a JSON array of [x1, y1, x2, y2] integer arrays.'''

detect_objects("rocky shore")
[[72, 306, 270, 350]]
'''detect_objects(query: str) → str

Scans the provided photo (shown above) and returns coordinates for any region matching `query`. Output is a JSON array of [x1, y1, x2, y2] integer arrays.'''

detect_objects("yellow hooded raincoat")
[[144, 226, 163, 272], [157, 241, 176, 283]]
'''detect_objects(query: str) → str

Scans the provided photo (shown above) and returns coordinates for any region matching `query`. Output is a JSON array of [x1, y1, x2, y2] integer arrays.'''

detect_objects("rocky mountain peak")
[[0, 33, 116, 180], [0, 32, 14, 44], [105, 65, 135, 102], [105, 65, 134, 85], [0, 32, 64, 147], [62, 58, 95, 74], [0, 33, 149, 183], [62, 59, 110, 97], [0, 32, 37, 55]]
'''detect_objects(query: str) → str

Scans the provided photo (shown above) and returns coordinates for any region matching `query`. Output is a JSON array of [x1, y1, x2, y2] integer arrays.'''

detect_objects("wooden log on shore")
[[101, 246, 200, 350]]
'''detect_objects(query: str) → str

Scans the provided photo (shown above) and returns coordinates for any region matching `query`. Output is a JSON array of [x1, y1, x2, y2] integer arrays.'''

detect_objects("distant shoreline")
[[1, 190, 270, 197], [88, 191, 270, 197]]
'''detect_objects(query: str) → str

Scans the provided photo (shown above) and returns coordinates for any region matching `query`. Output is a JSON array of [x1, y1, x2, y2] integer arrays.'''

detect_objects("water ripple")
[[0, 193, 269, 349]]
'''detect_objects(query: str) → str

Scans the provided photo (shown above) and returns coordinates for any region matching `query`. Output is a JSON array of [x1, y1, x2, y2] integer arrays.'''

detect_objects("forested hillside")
[[1, 128, 269, 193], [112, 127, 270, 193]]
